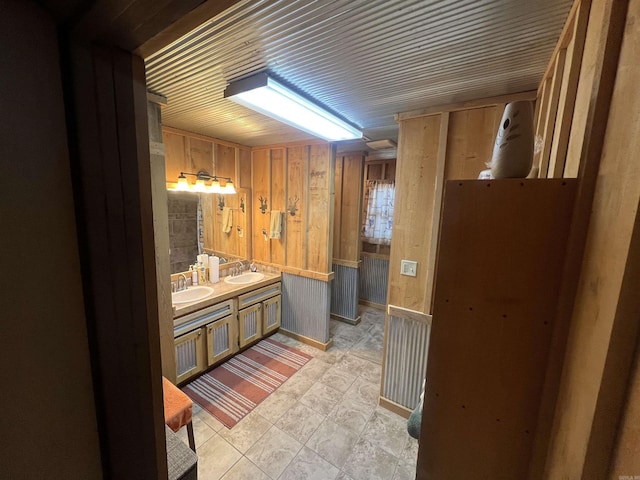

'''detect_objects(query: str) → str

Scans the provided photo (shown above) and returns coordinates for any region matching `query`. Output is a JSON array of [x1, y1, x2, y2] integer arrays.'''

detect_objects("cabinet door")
[[238, 303, 262, 348], [206, 315, 239, 366], [175, 328, 205, 384], [262, 294, 281, 335]]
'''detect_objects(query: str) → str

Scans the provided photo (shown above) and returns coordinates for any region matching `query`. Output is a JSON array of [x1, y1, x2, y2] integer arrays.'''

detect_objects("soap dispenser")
[[191, 265, 198, 286]]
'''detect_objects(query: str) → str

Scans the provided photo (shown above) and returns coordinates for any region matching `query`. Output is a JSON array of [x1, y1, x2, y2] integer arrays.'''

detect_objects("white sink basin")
[[172, 285, 214, 304], [224, 272, 265, 285]]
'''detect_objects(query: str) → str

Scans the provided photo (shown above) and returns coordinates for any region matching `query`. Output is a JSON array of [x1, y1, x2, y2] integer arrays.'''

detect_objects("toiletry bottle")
[[191, 265, 198, 286], [199, 262, 207, 284], [250, 261, 257, 272]]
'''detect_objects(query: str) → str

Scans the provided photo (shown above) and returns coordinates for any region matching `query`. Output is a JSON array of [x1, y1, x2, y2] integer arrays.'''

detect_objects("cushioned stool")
[[162, 377, 195, 452]]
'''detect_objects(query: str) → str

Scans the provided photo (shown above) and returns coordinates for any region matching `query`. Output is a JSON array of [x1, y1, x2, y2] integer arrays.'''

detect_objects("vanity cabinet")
[[173, 280, 282, 383], [175, 328, 205, 384], [174, 299, 236, 382], [206, 315, 238, 365], [237, 283, 281, 348]]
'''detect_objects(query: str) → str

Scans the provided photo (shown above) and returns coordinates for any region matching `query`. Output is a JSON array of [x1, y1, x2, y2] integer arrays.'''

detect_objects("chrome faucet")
[[177, 273, 188, 291]]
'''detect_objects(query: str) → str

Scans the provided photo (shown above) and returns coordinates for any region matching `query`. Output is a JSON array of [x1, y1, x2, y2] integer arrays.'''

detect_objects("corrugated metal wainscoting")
[[359, 255, 389, 306], [282, 273, 331, 343], [382, 307, 432, 410], [330, 263, 359, 322]]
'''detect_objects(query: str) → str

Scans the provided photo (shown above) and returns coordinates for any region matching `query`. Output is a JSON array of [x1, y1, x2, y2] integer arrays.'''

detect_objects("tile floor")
[[175, 305, 419, 480]]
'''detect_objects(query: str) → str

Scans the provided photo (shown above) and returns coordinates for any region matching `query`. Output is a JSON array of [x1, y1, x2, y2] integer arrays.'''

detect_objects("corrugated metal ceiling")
[[145, 0, 573, 147]]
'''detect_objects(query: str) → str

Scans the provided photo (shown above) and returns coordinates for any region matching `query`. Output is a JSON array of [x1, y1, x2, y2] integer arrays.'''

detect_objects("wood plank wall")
[[534, 0, 591, 178], [333, 152, 365, 264], [389, 93, 534, 315], [162, 126, 252, 260], [252, 141, 334, 279]]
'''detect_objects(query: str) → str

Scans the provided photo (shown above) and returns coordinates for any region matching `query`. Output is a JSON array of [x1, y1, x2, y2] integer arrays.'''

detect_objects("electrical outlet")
[[401, 259, 417, 277]]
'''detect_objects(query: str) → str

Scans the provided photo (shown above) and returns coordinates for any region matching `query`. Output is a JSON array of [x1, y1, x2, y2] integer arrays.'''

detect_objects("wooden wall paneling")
[[418, 179, 577, 480], [541, 0, 634, 476], [534, 78, 552, 176], [539, 50, 567, 178], [307, 144, 333, 273], [333, 155, 345, 259], [444, 107, 498, 180], [286, 146, 307, 269], [426, 113, 449, 313], [202, 192, 215, 252], [252, 149, 271, 263], [387, 114, 442, 312], [547, 2, 591, 179], [339, 154, 364, 262], [236, 187, 251, 259], [238, 148, 252, 188], [187, 136, 213, 174], [271, 148, 287, 266], [216, 143, 237, 183], [385, 160, 396, 180], [162, 130, 187, 184], [565, 0, 602, 178]]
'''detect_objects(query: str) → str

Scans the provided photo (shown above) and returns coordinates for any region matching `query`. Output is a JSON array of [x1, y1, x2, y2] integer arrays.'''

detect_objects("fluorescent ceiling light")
[[224, 73, 362, 142]]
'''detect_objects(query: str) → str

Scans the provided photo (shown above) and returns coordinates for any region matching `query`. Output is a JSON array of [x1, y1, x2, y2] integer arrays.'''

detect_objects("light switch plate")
[[401, 259, 418, 277]]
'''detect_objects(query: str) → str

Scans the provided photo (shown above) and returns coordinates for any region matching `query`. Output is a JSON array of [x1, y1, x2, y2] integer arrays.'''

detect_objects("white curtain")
[[362, 181, 395, 245]]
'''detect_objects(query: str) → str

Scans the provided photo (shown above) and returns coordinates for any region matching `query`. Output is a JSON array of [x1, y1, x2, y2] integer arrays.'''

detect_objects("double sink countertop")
[[172, 272, 282, 319]]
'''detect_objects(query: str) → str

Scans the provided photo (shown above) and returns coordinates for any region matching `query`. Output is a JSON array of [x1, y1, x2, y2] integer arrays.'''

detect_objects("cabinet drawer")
[[237, 282, 281, 309], [174, 299, 235, 338]]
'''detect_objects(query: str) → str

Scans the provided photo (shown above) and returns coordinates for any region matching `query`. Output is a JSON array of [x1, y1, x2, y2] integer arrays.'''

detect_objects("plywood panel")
[[270, 148, 286, 266], [444, 106, 498, 179], [252, 149, 270, 263], [539, 50, 567, 178], [388, 114, 441, 312], [187, 137, 213, 175], [216, 143, 236, 183], [286, 146, 307, 269], [307, 144, 332, 273], [339, 154, 364, 262], [163, 130, 187, 183], [565, 0, 605, 178], [236, 188, 251, 259], [238, 148, 251, 188], [333, 155, 344, 259], [418, 179, 576, 479]]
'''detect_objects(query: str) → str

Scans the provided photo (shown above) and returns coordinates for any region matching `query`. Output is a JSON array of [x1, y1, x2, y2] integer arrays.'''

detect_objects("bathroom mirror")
[[167, 189, 252, 274]]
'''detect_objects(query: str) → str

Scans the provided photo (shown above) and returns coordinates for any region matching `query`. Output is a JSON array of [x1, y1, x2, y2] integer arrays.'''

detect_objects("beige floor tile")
[[253, 388, 299, 423], [245, 425, 302, 479], [327, 395, 374, 435], [275, 401, 325, 444], [299, 381, 344, 416], [342, 437, 398, 480], [220, 456, 270, 480], [306, 418, 360, 469], [196, 433, 242, 480], [218, 411, 271, 453], [335, 472, 355, 480], [279, 446, 340, 480], [319, 366, 357, 393], [360, 409, 409, 457], [392, 460, 416, 480]]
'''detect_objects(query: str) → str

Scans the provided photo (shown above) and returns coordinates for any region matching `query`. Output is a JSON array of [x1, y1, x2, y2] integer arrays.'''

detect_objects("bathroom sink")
[[172, 285, 214, 304], [224, 272, 265, 285]]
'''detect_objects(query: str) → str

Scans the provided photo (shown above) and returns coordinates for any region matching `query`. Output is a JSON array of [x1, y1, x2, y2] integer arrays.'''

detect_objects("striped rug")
[[182, 337, 312, 428]]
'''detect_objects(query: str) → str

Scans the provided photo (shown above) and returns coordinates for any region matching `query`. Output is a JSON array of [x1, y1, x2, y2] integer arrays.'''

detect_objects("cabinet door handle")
[[258, 304, 262, 310], [197, 331, 201, 337]]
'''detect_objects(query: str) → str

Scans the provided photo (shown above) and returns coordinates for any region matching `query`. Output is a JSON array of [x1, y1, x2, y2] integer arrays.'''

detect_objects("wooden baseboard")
[[378, 396, 412, 419], [279, 329, 334, 351], [359, 299, 386, 310], [330, 313, 361, 325]]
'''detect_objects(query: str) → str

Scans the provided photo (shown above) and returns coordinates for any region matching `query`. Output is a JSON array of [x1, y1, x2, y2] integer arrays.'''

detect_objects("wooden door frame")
[[51, 0, 243, 477]]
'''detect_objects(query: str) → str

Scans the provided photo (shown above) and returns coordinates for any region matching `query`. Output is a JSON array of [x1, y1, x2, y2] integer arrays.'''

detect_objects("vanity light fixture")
[[170, 171, 236, 194], [224, 72, 362, 142]]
